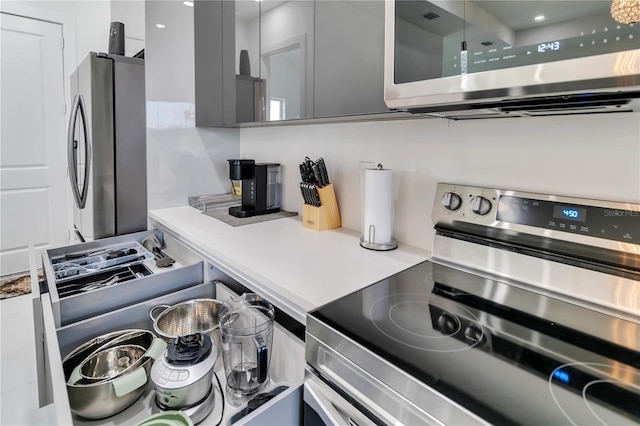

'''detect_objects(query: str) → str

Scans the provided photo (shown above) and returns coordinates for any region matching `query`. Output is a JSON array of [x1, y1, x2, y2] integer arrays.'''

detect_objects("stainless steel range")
[[304, 183, 640, 425]]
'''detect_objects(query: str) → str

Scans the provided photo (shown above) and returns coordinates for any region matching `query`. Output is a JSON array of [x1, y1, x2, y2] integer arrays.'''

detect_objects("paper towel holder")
[[360, 164, 398, 251], [360, 225, 398, 251]]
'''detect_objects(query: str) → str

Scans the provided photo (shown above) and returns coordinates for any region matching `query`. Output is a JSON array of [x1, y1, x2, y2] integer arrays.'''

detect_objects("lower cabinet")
[[33, 234, 305, 425]]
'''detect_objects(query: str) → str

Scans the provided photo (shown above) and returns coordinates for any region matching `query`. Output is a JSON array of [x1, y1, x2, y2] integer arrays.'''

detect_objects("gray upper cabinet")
[[194, 0, 390, 127], [194, 0, 239, 127]]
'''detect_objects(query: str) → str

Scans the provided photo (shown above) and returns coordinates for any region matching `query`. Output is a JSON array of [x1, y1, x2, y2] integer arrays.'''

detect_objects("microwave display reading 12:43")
[[538, 41, 560, 53], [553, 205, 587, 222]]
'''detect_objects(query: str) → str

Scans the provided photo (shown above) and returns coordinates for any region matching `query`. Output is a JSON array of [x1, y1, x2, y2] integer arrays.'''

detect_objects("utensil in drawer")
[[58, 272, 122, 297], [152, 247, 175, 268], [105, 248, 137, 260], [143, 236, 175, 268]]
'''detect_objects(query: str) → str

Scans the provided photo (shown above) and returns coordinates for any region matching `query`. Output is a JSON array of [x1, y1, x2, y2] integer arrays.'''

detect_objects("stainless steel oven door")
[[304, 368, 378, 426], [305, 316, 489, 425]]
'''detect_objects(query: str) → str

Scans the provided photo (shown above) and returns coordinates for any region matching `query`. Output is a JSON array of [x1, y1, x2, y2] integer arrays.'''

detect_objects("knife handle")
[[318, 158, 330, 185], [312, 164, 324, 187], [312, 184, 321, 207], [299, 164, 306, 182], [299, 182, 309, 204]]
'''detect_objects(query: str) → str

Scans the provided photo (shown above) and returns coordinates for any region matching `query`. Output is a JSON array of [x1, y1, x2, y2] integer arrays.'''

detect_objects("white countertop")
[[149, 206, 429, 324]]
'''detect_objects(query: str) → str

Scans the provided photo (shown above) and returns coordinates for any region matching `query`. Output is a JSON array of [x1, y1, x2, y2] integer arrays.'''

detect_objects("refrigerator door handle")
[[67, 94, 81, 208], [67, 94, 91, 209], [77, 94, 91, 209]]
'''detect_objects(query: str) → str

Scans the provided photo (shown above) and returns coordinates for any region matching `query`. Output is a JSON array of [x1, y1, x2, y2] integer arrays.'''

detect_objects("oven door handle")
[[304, 369, 374, 426]]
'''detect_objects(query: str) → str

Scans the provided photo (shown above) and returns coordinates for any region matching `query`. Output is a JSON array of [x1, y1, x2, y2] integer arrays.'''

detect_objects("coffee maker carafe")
[[228, 159, 281, 218]]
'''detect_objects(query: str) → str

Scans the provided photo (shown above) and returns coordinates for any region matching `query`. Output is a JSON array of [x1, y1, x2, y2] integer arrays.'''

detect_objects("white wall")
[[145, 0, 240, 210], [21, 0, 111, 65], [9, 1, 144, 67], [240, 113, 640, 251], [111, 0, 145, 56]]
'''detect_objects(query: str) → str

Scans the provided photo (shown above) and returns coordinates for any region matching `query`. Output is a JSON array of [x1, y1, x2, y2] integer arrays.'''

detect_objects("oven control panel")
[[496, 195, 638, 243], [433, 183, 640, 245]]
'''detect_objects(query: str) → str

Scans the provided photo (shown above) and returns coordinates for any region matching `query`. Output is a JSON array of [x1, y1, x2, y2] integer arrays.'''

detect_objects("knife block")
[[302, 184, 341, 231]]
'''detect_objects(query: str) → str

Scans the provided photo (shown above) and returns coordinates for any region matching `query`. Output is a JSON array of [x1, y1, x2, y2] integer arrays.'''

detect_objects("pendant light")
[[460, 0, 468, 75], [611, 0, 640, 24]]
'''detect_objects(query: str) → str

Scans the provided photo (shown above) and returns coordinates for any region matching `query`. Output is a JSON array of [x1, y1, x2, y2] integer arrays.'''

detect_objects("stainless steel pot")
[[149, 298, 222, 349], [63, 329, 166, 419]]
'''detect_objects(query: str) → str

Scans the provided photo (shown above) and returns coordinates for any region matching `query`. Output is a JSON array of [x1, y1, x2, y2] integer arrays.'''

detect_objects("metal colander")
[[150, 298, 222, 348]]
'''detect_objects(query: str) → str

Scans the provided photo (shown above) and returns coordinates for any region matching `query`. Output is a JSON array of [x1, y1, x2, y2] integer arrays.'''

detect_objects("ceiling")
[[235, 0, 286, 21], [475, 1, 610, 31]]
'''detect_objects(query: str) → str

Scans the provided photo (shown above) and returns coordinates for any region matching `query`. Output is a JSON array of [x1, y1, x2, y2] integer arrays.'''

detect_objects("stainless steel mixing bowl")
[[80, 344, 147, 382]]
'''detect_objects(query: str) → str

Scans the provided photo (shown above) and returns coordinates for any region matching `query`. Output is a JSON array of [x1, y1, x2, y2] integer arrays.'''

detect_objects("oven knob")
[[470, 196, 492, 215], [464, 325, 484, 345], [441, 192, 462, 211], [436, 313, 458, 335]]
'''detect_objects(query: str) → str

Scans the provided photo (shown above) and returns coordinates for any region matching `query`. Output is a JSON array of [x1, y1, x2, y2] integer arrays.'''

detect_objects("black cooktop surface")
[[310, 261, 640, 425]]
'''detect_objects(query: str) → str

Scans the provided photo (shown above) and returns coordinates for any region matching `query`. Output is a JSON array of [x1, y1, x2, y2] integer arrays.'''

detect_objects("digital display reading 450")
[[553, 205, 587, 222]]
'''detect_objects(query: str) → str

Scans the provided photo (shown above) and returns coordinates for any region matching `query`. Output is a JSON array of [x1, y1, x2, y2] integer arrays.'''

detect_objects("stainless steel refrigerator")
[[67, 52, 147, 241]]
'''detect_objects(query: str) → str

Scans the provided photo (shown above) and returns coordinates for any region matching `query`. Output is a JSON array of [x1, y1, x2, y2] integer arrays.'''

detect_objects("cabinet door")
[[259, 0, 314, 122], [313, 1, 388, 118], [194, 0, 235, 127], [195, 0, 265, 126], [195, 0, 392, 126], [235, 0, 264, 123]]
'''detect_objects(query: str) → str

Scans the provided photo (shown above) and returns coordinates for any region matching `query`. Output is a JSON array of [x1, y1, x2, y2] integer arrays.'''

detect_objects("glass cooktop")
[[310, 260, 640, 425]]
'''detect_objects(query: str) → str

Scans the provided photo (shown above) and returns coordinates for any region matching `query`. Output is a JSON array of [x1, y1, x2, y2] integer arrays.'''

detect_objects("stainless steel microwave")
[[384, 0, 640, 117]]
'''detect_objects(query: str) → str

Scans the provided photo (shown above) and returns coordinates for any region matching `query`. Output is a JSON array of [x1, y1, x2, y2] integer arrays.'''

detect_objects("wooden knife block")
[[302, 184, 341, 231]]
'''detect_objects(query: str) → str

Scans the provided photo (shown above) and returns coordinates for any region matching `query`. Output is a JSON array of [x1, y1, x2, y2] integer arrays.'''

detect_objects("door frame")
[[1, 2, 78, 239], [261, 34, 308, 120]]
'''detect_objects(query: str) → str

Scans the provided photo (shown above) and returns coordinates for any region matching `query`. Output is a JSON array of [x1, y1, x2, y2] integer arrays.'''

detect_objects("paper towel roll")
[[362, 167, 393, 245]]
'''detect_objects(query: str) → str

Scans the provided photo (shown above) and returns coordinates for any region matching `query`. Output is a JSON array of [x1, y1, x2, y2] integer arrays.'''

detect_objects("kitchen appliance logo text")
[[604, 209, 639, 217]]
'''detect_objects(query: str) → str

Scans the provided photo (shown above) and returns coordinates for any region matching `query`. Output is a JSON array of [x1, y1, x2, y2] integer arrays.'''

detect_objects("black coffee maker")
[[228, 160, 281, 218]]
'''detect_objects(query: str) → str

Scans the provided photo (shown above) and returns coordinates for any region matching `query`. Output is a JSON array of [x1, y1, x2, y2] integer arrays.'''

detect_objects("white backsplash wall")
[[240, 113, 640, 251], [145, 0, 240, 211], [111, 0, 145, 57]]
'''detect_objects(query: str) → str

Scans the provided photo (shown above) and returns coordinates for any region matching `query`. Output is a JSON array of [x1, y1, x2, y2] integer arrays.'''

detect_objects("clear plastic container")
[[51, 241, 153, 283], [218, 293, 275, 406]]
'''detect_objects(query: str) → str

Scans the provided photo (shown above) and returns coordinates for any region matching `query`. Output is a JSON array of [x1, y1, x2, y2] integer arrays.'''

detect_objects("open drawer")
[[33, 275, 305, 425], [41, 230, 204, 327]]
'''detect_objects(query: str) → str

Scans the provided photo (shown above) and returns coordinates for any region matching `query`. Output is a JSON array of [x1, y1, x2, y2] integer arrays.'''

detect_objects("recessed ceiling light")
[[534, 15, 545, 22], [183, 1, 193, 6], [156, 24, 166, 29], [422, 12, 440, 20]]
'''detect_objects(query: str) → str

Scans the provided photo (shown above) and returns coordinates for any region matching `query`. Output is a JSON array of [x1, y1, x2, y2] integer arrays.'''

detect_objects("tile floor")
[[0, 294, 54, 425]]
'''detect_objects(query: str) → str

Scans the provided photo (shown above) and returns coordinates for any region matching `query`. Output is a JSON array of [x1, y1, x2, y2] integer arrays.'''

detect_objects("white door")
[[0, 13, 69, 276]]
